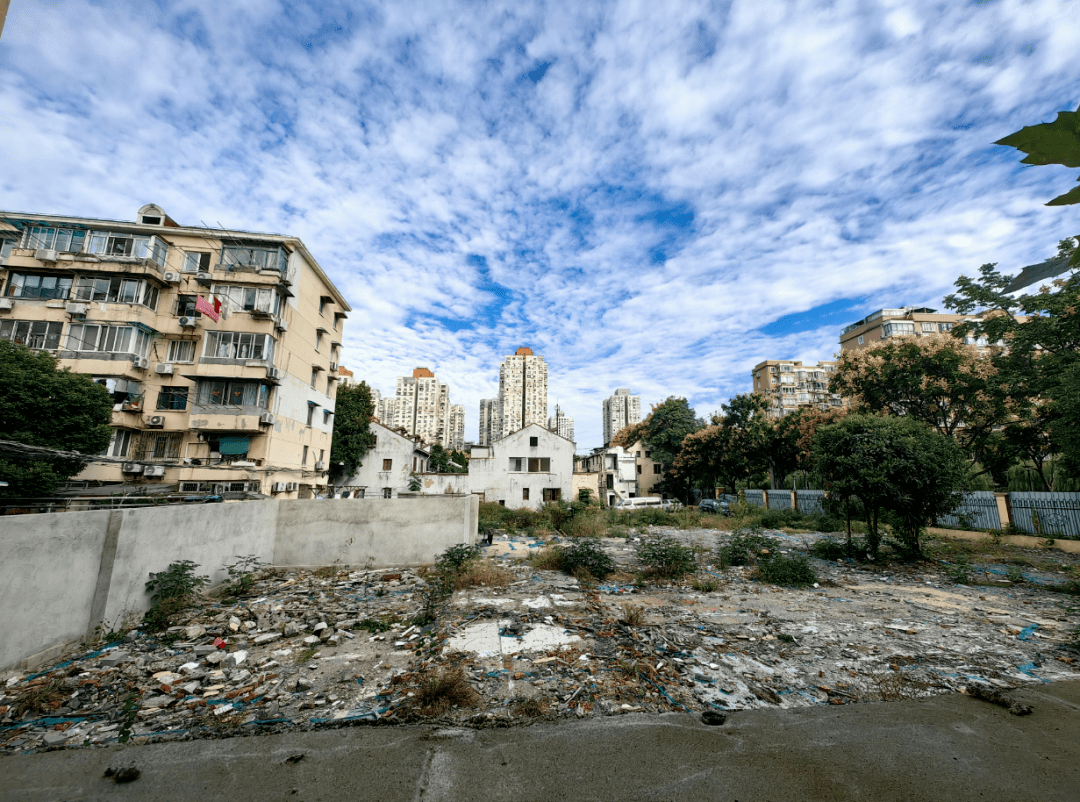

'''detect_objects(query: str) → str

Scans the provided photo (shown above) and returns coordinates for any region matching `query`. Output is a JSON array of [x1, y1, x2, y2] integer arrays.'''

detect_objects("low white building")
[[338, 421, 430, 498], [574, 445, 638, 507], [466, 424, 574, 509]]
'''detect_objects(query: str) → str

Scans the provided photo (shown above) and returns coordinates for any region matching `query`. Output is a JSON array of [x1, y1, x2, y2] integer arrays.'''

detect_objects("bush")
[[436, 544, 481, 574], [557, 538, 615, 580], [221, 555, 266, 597], [637, 536, 697, 578], [811, 537, 850, 560], [562, 510, 608, 538], [143, 560, 208, 631], [716, 531, 775, 568], [756, 553, 817, 587]]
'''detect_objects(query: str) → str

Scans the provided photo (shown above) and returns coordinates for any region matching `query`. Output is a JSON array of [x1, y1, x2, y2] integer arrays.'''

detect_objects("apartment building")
[[838, 306, 987, 351], [573, 440, 667, 506], [547, 404, 575, 443], [751, 360, 846, 420], [376, 367, 464, 450], [338, 420, 430, 499], [603, 388, 641, 445], [479, 347, 549, 444], [0, 204, 349, 498], [466, 424, 573, 510]]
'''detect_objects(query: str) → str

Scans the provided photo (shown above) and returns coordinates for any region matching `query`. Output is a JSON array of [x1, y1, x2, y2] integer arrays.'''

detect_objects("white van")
[[613, 497, 669, 511]]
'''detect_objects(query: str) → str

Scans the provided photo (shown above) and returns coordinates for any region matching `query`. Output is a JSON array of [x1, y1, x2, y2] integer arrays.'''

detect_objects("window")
[[66, 324, 151, 358], [382, 459, 392, 471], [542, 488, 561, 502], [0, 320, 63, 350], [637, 464, 642, 474], [1, 238, 15, 260], [857, 335, 864, 345], [166, 340, 195, 363], [5, 273, 73, 299], [302, 445, 309, 465], [102, 429, 132, 458], [882, 322, 915, 337], [306, 403, 316, 426], [196, 381, 270, 408], [653, 464, 661, 474], [645, 451, 652, 458], [214, 285, 281, 316], [182, 252, 211, 273], [315, 331, 322, 351], [323, 409, 332, 425], [175, 295, 200, 317], [87, 232, 167, 266], [73, 277, 158, 309], [26, 226, 86, 252], [527, 457, 550, 472], [939, 322, 954, 332], [382, 487, 392, 499], [529, 436, 539, 447], [606, 474, 614, 489], [142, 432, 183, 461], [509, 457, 524, 472], [522, 488, 530, 500], [157, 386, 189, 411], [221, 244, 287, 271], [203, 331, 275, 361], [921, 322, 936, 332], [310, 368, 317, 388]]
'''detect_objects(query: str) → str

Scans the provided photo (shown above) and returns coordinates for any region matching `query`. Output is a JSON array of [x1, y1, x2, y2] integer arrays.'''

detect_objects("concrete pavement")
[[2, 681, 1078, 801]]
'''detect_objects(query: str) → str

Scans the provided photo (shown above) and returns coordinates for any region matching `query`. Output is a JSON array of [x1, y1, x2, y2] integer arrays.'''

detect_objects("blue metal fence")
[[1009, 492, 1080, 538], [743, 489, 766, 508], [766, 489, 793, 510], [937, 491, 1001, 531], [795, 489, 827, 516]]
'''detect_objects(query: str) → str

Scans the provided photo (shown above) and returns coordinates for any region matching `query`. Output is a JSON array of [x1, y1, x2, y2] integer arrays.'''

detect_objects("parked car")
[[699, 498, 730, 516], [613, 497, 666, 511]]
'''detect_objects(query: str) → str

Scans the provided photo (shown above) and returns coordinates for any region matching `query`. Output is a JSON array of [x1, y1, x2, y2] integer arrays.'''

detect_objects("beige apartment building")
[[479, 347, 548, 444], [838, 306, 986, 351], [602, 388, 641, 445], [377, 367, 465, 451], [547, 404, 575, 442], [751, 359, 847, 420], [0, 204, 349, 499]]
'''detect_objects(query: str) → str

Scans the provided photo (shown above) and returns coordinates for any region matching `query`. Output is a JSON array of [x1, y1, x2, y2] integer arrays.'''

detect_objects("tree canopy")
[[328, 381, 376, 481], [673, 393, 769, 493], [428, 444, 468, 474], [0, 341, 113, 497]]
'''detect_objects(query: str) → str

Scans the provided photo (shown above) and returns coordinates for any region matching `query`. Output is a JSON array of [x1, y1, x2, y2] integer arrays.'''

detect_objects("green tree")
[[674, 394, 770, 493], [766, 406, 848, 486], [945, 262, 1080, 489], [627, 397, 703, 502], [812, 415, 966, 559], [0, 341, 113, 497], [427, 444, 468, 474], [328, 381, 376, 481]]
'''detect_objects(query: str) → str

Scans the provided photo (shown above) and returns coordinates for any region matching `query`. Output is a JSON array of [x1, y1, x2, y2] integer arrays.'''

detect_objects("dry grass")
[[510, 698, 548, 718], [413, 667, 480, 716], [313, 566, 338, 579], [15, 678, 67, 718], [529, 548, 566, 571], [562, 516, 608, 538], [452, 559, 513, 590], [621, 603, 645, 627]]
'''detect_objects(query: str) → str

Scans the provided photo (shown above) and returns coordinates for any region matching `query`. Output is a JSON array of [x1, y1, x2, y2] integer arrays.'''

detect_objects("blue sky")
[[2, 0, 1079, 450]]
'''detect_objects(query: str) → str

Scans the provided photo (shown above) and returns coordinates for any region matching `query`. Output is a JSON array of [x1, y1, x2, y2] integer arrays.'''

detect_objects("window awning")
[[218, 436, 250, 455]]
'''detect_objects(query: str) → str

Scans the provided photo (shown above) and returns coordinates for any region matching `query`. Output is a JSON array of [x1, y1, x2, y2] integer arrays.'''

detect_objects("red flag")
[[213, 297, 222, 316], [195, 295, 220, 322]]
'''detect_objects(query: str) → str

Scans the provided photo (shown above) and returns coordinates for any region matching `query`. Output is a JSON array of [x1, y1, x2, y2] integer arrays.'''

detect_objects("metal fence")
[[937, 491, 1001, 531], [765, 489, 793, 510], [795, 489, 827, 516], [743, 489, 765, 508], [1009, 492, 1080, 538]]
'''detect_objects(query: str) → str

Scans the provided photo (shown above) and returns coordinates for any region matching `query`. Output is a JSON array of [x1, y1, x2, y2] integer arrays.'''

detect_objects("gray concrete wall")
[[0, 496, 477, 672]]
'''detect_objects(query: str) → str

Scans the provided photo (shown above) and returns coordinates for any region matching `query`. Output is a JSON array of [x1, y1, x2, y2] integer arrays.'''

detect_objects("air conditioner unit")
[[163, 271, 181, 283], [145, 415, 165, 427], [272, 482, 288, 493], [315, 461, 326, 471], [286, 482, 299, 492], [35, 248, 58, 263], [259, 412, 275, 425], [155, 363, 174, 375], [274, 318, 288, 332], [195, 271, 212, 285], [65, 303, 88, 317], [178, 316, 197, 328], [329, 362, 338, 372], [0, 299, 12, 311], [143, 465, 166, 477], [133, 357, 150, 370], [121, 462, 142, 474], [267, 366, 284, 381], [251, 304, 274, 318]]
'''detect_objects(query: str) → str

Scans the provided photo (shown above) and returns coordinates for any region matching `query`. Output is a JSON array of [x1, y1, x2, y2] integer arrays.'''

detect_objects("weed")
[[15, 678, 66, 718], [297, 647, 318, 664], [313, 566, 337, 579], [754, 553, 817, 587], [868, 670, 930, 701], [413, 667, 479, 716], [1041, 537, 1058, 549], [356, 615, 398, 633], [637, 536, 697, 578], [777, 633, 795, 643], [436, 544, 481, 574], [620, 603, 645, 627], [222, 555, 267, 597], [617, 658, 644, 678], [452, 559, 512, 590], [510, 698, 548, 718], [716, 530, 775, 568], [117, 691, 140, 744], [1005, 566, 1025, 584], [413, 575, 452, 626], [692, 576, 719, 593], [811, 538, 850, 561], [561, 514, 608, 538], [944, 559, 973, 585], [145, 560, 208, 604], [529, 547, 566, 572], [558, 538, 615, 580], [1049, 579, 1080, 596]]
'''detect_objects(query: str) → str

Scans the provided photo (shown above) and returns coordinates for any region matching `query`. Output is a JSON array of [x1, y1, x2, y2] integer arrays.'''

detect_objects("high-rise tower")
[[603, 388, 641, 445], [481, 347, 549, 443]]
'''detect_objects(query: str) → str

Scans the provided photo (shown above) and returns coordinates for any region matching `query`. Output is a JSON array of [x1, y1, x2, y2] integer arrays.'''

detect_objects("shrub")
[[621, 603, 645, 626], [452, 559, 512, 590], [436, 544, 481, 574], [562, 512, 608, 538], [221, 555, 266, 597], [413, 667, 479, 716], [692, 575, 719, 592], [716, 530, 774, 568], [558, 538, 615, 580], [755, 553, 817, 587], [811, 537, 850, 561], [529, 547, 566, 572], [637, 536, 697, 578], [142, 560, 208, 632]]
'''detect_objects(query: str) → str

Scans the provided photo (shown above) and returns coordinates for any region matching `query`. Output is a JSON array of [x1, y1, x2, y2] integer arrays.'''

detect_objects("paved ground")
[[2, 680, 1078, 801]]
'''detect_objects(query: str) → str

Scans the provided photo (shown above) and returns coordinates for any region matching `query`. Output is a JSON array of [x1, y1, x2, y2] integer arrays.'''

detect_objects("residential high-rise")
[[478, 398, 497, 446], [380, 367, 462, 449], [751, 360, 847, 420], [489, 347, 548, 441], [0, 203, 349, 499], [603, 388, 641, 445], [547, 404, 575, 442]]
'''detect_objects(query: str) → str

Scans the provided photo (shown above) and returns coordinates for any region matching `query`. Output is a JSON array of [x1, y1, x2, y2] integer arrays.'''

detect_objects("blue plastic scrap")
[[1018, 624, 1039, 641]]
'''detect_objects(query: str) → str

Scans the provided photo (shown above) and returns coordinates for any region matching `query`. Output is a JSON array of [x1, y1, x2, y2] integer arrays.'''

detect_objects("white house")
[[464, 423, 574, 509], [338, 421, 430, 498]]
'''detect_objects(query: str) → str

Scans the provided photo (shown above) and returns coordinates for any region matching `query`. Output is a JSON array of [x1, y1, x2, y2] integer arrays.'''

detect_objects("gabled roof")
[[370, 420, 430, 456], [490, 422, 576, 447]]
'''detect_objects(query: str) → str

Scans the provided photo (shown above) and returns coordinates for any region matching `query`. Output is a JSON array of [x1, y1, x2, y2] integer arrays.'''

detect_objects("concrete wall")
[[0, 495, 477, 672]]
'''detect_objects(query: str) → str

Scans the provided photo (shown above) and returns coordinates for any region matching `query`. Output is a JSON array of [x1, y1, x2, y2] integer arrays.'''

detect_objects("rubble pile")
[[2, 528, 1078, 754]]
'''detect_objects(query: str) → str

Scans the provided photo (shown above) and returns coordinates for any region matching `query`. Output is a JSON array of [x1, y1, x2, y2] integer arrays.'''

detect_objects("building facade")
[[465, 424, 573, 510], [337, 421, 430, 499], [603, 388, 641, 445], [838, 306, 981, 351], [547, 404, 575, 442], [572, 440, 666, 506], [0, 204, 349, 499], [481, 347, 548, 443], [751, 360, 847, 420], [478, 398, 497, 446]]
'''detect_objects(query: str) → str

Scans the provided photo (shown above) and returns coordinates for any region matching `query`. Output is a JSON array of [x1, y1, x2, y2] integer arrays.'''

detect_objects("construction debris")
[[2, 527, 1078, 754]]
